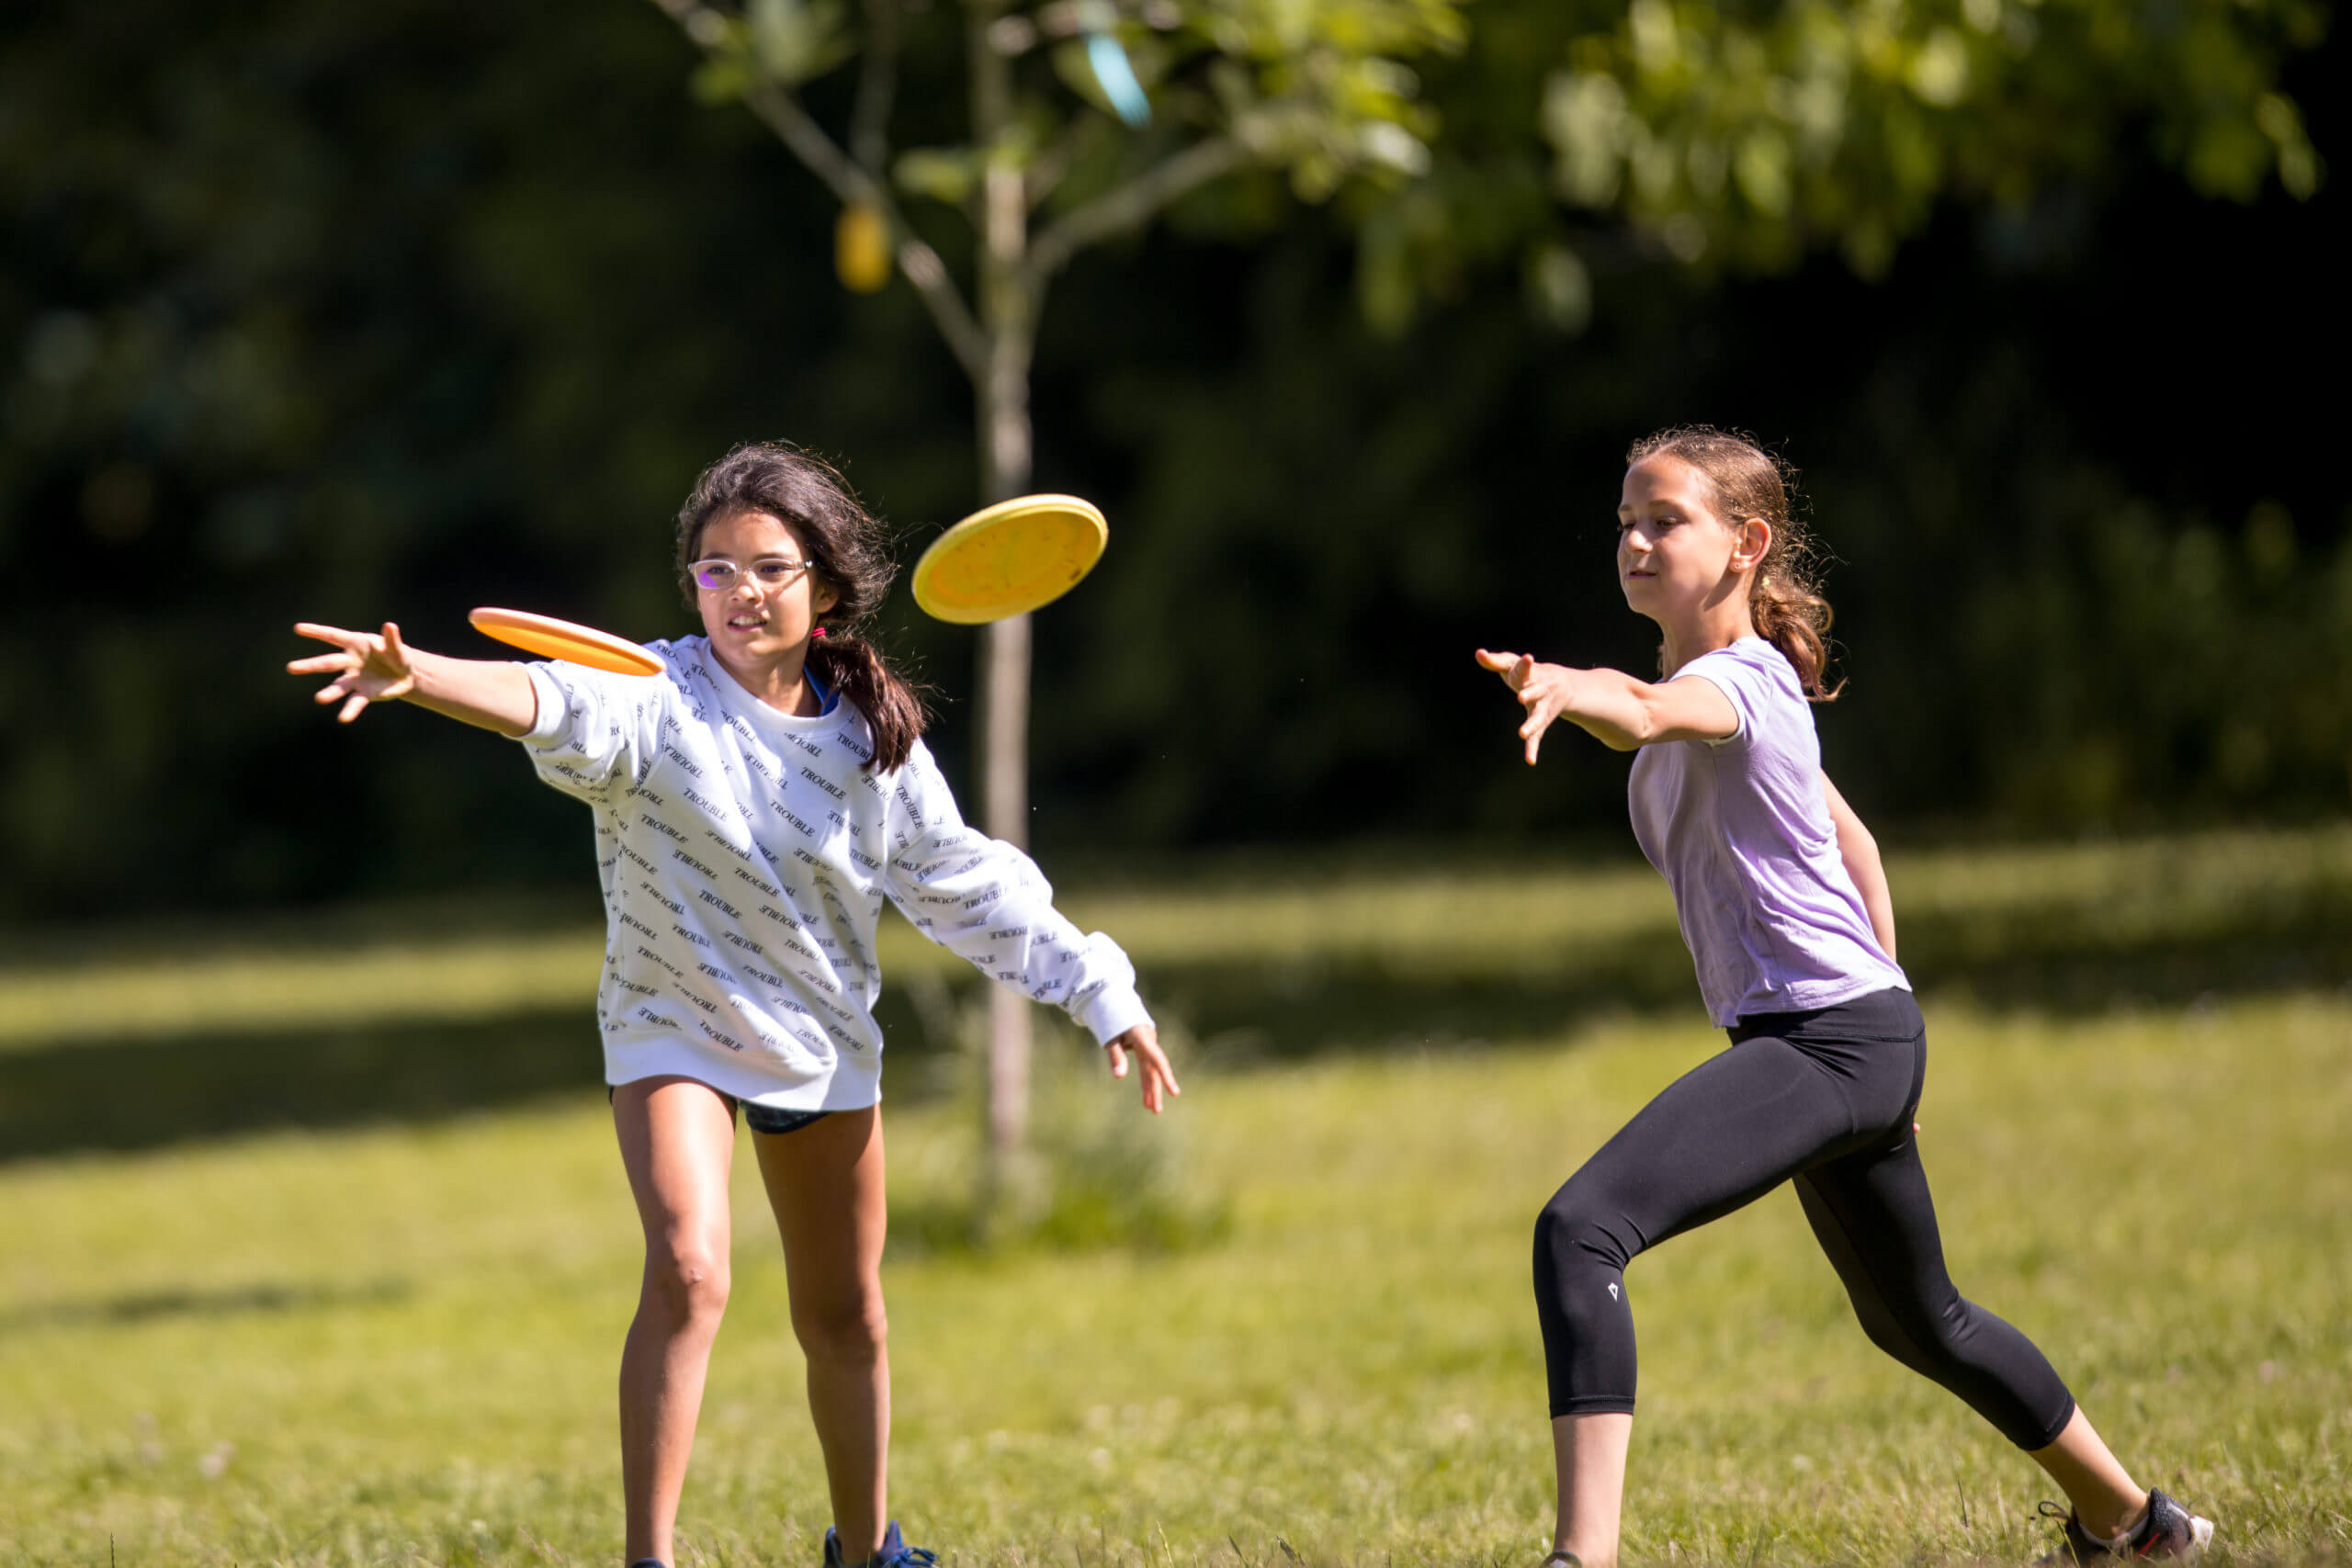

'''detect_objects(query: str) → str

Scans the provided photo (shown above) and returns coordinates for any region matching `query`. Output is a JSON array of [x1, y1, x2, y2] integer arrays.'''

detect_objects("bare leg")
[[1549, 1411, 1633, 1568], [615, 1077, 739, 1567], [755, 1108, 890, 1562], [2030, 1406, 2149, 1540]]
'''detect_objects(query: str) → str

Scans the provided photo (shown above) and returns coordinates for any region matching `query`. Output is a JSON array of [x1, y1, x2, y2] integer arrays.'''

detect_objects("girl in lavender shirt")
[[1476, 427, 2211, 1568]]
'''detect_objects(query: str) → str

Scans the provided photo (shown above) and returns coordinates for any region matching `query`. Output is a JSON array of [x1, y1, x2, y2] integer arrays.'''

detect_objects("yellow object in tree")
[[835, 204, 891, 293]]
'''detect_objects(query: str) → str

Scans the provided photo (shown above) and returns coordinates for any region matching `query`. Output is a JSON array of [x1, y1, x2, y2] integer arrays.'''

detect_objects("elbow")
[[1611, 694, 1673, 750]]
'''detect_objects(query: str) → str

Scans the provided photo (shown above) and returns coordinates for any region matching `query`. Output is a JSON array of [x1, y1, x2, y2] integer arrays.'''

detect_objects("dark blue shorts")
[[608, 1082, 831, 1136]]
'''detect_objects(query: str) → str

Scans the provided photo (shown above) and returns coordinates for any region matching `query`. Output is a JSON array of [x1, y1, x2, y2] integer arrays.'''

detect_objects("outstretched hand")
[[1476, 648, 1577, 765], [289, 621, 418, 724], [1104, 1023, 1181, 1114]]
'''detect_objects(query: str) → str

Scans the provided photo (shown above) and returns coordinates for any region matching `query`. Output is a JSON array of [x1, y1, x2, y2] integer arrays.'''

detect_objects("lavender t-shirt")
[[1627, 637, 1908, 1026]]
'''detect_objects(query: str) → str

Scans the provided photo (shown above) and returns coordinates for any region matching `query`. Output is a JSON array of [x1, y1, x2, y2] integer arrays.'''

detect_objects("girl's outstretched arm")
[[1821, 772, 1897, 961], [1476, 648, 1737, 760], [289, 621, 538, 736]]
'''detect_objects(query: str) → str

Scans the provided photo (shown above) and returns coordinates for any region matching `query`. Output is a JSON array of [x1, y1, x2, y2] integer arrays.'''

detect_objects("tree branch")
[[1025, 137, 1247, 283], [850, 0, 899, 176], [643, 0, 988, 380]]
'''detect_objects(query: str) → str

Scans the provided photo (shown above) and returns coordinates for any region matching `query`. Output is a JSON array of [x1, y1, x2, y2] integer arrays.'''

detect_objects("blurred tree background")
[[0, 0, 2341, 925]]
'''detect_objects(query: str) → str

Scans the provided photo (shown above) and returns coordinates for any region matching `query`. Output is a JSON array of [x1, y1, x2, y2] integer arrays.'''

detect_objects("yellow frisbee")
[[469, 607, 666, 676], [910, 494, 1108, 624]]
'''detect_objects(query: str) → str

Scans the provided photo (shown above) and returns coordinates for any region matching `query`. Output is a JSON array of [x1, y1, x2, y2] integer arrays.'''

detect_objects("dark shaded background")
[[3, 0, 2345, 925]]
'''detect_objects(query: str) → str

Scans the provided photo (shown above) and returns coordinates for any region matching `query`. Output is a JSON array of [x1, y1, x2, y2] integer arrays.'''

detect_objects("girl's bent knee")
[[643, 1248, 731, 1326], [791, 1294, 888, 1366], [1535, 1190, 1631, 1277]]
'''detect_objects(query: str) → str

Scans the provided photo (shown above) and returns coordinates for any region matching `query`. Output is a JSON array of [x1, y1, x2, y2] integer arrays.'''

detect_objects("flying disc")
[[468, 607, 665, 676], [910, 494, 1108, 624]]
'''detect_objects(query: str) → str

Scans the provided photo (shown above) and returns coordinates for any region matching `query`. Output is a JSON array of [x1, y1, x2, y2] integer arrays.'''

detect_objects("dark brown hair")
[[675, 442, 928, 771], [1625, 425, 1843, 700]]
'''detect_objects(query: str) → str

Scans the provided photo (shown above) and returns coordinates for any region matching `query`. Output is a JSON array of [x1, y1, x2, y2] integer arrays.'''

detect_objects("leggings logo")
[[1608, 1283, 1621, 1301]]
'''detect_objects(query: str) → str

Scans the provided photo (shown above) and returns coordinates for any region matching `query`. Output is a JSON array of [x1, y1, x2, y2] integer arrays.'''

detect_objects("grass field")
[[3, 834, 2349, 1565], [5, 1001, 2348, 1564]]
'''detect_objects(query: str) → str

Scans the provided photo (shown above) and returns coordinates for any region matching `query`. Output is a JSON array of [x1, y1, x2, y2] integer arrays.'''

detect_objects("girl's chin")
[[711, 627, 799, 659]]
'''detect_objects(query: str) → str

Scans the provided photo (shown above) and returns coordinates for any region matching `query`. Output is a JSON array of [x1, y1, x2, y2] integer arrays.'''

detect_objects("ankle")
[[2081, 1495, 2151, 1545]]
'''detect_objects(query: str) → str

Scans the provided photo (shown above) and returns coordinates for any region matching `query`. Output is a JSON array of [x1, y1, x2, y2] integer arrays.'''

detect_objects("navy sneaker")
[[2034, 1488, 2214, 1562], [822, 1519, 938, 1568]]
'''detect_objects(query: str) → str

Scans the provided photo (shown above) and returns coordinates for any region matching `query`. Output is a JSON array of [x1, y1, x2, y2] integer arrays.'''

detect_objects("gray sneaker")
[[2034, 1488, 2214, 1562]]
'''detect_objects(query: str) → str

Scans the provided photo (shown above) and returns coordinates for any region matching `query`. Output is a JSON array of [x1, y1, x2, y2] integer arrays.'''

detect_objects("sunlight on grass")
[[6, 823, 2348, 1052], [4, 993, 2346, 1565]]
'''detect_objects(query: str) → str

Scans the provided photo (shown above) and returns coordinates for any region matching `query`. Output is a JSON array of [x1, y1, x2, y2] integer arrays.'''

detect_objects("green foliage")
[[1343, 0, 2328, 333], [1538, 0, 2328, 274], [0, 0, 2342, 921]]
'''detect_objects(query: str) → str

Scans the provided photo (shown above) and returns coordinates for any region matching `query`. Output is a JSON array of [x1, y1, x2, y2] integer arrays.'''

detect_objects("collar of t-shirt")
[[704, 649, 841, 733]]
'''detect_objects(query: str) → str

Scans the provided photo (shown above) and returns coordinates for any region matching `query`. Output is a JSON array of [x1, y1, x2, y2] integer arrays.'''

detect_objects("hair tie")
[[810, 626, 828, 640]]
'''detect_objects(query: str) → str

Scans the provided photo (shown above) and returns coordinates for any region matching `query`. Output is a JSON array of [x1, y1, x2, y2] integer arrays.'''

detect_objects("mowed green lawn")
[[4, 989, 2346, 1566]]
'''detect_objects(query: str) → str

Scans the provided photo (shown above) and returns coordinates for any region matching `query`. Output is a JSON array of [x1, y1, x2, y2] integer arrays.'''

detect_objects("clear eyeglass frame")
[[689, 557, 816, 593]]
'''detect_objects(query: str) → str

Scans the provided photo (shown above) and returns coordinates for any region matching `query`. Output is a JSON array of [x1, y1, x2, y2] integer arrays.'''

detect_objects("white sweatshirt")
[[517, 637, 1151, 1110]]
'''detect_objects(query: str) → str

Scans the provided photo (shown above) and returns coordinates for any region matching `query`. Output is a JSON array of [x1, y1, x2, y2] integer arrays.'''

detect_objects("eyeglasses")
[[689, 557, 817, 593]]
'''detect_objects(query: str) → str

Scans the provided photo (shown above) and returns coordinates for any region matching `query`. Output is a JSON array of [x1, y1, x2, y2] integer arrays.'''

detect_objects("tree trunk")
[[969, 0, 1040, 1225]]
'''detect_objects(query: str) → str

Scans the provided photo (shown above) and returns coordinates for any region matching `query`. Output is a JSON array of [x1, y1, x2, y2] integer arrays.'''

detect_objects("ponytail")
[[677, 442, 932, 772], [1626, 425, 1844, 701], [807, 627, 926, 773], [1750, 571, 1840, 702]]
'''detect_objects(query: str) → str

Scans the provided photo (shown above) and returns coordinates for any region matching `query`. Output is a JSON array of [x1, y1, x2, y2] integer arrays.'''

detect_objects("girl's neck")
[[712, 642, 822, 716], [1657, 587, 1758, 677]]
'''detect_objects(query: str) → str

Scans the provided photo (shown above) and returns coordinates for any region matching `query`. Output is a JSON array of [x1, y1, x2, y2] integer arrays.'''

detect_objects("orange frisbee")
[[469, 607, 665, 676], [910, 494, 1107, 625]]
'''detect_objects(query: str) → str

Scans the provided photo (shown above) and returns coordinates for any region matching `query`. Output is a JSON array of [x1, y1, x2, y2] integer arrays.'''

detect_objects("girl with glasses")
[[1477, 427, 2210, 1568], [291, 442, 1177, 1568]]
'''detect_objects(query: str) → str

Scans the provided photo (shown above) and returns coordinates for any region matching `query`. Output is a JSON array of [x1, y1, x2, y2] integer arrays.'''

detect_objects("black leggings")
[[1532, 987, 2075, 1450]]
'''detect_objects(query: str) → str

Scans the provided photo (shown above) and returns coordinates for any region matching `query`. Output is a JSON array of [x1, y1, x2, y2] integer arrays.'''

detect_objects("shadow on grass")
[[0, 1277, 412, 1332], [1155, 909, 2352, 1066], [0, 1010, 607, 1162], [3, 898, 2346, 1164]]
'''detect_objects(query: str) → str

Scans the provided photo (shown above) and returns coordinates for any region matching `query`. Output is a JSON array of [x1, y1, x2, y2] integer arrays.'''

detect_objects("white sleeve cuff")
[[518, 665, 569, 746], [1079, 986, 1152, 1046]]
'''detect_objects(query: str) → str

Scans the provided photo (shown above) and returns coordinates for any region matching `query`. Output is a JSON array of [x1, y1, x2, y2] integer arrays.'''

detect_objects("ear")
[[1732, 516, 1772, 572], [812, 579, 842, 617]]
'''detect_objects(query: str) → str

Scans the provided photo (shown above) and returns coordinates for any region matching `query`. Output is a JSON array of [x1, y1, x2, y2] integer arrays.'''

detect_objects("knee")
[[643, 1243, 731, 1329], [791, 1287, 888, 1368], [1849, 1287, 1965, 1371], [1534, 1184, 1631, 1279]]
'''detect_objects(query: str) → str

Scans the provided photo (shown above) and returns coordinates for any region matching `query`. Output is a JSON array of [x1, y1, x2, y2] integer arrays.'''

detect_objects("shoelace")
[[2037, 1499, 2136, 1558]]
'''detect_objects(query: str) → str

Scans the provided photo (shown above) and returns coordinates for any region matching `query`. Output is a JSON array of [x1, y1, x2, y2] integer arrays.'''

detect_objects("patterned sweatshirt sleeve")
[[514, 659, 673, 803], [880, 743, 1151, 1044]]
